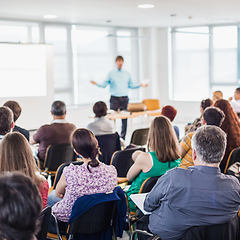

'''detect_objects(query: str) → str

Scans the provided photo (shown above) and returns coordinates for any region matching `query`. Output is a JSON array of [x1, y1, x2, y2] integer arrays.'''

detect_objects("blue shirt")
[[144, 165, 240, 240], [97, 69, 140, 97]]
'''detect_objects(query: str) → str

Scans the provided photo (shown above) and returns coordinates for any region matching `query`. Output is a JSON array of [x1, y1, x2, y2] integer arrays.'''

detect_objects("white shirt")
[[230, 99, 240, 113]]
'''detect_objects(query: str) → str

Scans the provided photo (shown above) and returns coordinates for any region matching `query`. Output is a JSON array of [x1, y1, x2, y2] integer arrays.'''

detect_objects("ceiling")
[[1, 0, 240, 28]]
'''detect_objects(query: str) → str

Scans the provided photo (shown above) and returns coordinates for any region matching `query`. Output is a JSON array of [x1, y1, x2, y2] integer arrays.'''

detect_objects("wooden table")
[[105, 110, 161, 132]]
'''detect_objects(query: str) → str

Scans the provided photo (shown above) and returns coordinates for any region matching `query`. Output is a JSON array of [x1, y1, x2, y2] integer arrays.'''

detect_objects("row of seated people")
[[0, 112, 239, 239]]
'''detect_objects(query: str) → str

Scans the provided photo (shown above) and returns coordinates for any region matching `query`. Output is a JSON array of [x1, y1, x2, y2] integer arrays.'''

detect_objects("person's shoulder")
[[65, 122, 76, 129]]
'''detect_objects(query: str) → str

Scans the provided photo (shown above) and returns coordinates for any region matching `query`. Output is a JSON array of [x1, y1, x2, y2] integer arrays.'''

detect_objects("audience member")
[[214, 99, 240, 172], [47, 128, 117, 224], [212, 90, 223, 103], [179, 106, 225, 169], [0, 106, 13, 141], [30, 100, 76, 167], [125, 116, 181, 212], [228, 87, 240, 114], [185, 98, 213, 134], [0, 172, 42, 240], [141, 125, 240, 240], [87, 101, 114, 135], [161, 105, 179, 139], [3, 100, 29, 141], [0, 132, 49, 208]]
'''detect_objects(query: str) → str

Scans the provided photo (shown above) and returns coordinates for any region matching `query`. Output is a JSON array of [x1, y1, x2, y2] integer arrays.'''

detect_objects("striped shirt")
[[179, 132, 194, 169]]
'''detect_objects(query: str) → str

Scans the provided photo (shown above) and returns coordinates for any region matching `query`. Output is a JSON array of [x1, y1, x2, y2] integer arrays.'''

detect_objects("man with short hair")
[[87, 101, 114, 136], [91, 56, 147, 139], [30, 100, 76, 164], [0, 172, 42, 240], [228, 87, 240, 114], [179, 106, 225, 169], [143, 125, 240, 240], [0, 106, 14, 141]]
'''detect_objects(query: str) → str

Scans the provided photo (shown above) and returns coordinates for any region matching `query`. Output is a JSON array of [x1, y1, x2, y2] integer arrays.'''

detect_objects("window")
[[172, 25, 239, 101], [172, 27, 209, 101]]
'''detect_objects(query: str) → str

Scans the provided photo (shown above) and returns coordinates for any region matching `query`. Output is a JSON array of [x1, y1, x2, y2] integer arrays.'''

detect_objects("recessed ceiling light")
[[138, 4, 154, 9], [43, 14, 58, 19]]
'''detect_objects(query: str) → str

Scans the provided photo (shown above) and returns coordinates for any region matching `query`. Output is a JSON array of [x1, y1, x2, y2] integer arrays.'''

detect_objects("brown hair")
[[0, 106, 13, 135], [115, 56, 124, 62], [3, 100, 22, 122], [161, 105, 177, 122], [214, 99, 240, 170], [71, 128, 100, 172], [93, 101, 107, 118], [147, 116, 180, 163], [201, 98, 213, 111], [0, 132, 42, 187]]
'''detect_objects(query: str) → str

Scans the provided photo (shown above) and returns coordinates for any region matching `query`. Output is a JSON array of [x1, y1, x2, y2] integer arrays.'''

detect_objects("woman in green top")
[[126, 116, 181, 212]]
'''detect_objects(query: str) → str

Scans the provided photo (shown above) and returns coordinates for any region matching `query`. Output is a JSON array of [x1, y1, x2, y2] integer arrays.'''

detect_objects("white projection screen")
[[0, 43, 54, 130], [0, 44, 47, 97]]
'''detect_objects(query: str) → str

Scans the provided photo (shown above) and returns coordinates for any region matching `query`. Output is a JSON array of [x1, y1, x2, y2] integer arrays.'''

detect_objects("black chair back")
[[52, 161, 84, 190], [140, 176, 162, 194], [181, 214, 239, 240], [96, 132, 121, 165], [130, 128, 149, 146], [111, 148, 145, 177], [67, 201, 117, 236], [36, 205, 51, 240], [44, 143, 77, 171], [224, 147, 240, 173]]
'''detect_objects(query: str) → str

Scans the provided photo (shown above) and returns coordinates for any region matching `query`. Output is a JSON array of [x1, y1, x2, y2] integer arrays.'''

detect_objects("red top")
[[38, 179, 49, 209]]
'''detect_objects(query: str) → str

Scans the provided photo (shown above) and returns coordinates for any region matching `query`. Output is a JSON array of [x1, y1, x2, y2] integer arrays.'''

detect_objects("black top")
[[13, 125, 30, 141]]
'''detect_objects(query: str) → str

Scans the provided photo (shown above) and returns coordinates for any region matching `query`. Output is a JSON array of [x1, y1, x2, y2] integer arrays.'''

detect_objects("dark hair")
[[0, 106, 13, 135], [93, 101, 107, 118], [161, 105, 177, 122], [236, 87, 240, 94], [0, 172, 42, 240], [71, 129, 100, 172], [51, 100, 66, 116], [115, 56, 124, 62], [203, 107, 225, 127], [3, 101, 22, 122], [201, 98, 213, 111]]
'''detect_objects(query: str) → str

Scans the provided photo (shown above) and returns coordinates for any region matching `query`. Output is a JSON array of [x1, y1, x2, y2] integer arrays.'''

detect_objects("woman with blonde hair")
[[125, 116, 181, 212], [0, 132, 49, 208]]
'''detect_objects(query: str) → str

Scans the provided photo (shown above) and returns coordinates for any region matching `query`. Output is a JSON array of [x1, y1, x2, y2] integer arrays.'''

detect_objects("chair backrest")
[[110, 148, 145, 177], [130, 128, 149, 146], [181, 214, 239, 240], [36, 205, 51, 240], [96, 132, 121, 165], [224, 147, 240, 173], [44, 143, 77, 171], [52, 161, 84, 190], [139, 176, 162, 194], [67, 200, 117, 235], [142, 99, 160, 111]]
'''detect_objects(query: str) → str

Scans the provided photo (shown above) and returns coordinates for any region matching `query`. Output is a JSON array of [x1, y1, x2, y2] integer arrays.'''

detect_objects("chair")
[[49, 161, 84, 194], [224, 147, 240, 173], [130, 128, 149, 146], [110, 147, 145, 183], [43, 143, 77, 177], [142, 99, 161, 117], [36, 205, 51, 240], [96, 132, 121, 165], [181, 214, 239, 240], [139, 176, 162, 194]]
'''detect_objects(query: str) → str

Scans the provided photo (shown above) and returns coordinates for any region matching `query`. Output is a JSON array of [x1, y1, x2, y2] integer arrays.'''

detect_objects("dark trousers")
[[136, 215, 152, 240], [110, 95, 129, 140]]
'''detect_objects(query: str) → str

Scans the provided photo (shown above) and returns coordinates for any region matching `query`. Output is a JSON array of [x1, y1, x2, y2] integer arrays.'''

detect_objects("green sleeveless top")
[[126, 151, 181, 198]]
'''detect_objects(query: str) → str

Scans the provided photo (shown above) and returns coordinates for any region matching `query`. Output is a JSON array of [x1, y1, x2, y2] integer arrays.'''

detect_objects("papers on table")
[[130, 193, 151, 215]]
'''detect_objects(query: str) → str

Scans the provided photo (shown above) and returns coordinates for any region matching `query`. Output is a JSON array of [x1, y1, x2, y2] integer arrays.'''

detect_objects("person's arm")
[[132, 150, 144, 162], [55, 174, 67, 199], [144, 173, 171, 212], [30, 127, 43, 145], [91, 72, 111, 88], [30, 136, 37, 145], [179, 133, 191, 158], [127, 152, 150, 181]]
